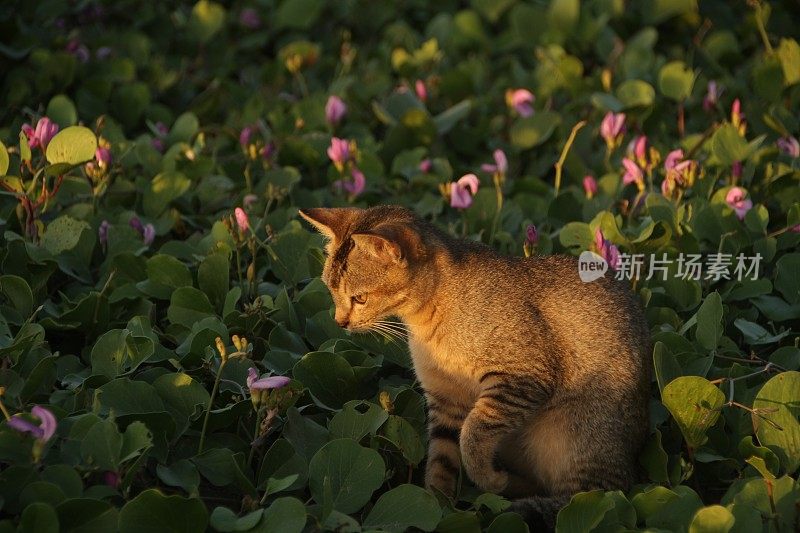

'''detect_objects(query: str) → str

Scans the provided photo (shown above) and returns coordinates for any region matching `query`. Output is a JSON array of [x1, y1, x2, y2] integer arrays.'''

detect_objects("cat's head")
[[298, 206, 428, 332]]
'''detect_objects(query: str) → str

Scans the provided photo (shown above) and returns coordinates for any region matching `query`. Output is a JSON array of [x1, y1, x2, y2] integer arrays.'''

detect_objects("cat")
[[299, 205, 650, 530]]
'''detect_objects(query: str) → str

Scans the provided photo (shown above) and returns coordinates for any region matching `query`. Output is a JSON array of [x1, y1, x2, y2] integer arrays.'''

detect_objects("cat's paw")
[[473, 467, 508, 494], [425, 470, 457, 498]]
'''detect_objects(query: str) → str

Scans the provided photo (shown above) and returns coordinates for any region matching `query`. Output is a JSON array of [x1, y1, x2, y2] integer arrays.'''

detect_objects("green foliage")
[[0, 0, 798, 531]]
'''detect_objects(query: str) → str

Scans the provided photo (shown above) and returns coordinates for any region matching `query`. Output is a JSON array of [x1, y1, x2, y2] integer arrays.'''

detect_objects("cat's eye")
[[352, 294, 367, 305]]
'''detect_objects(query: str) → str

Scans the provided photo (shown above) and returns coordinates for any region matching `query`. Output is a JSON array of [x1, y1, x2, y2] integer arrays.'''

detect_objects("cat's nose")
[[336, 318, 350, 329]]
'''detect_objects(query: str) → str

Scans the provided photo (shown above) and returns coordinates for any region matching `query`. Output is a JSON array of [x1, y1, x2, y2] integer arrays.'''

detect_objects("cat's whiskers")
[[372, 321, 409, 340]]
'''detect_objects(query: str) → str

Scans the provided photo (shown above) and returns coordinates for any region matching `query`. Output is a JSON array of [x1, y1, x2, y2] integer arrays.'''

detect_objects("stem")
[[554, 120, 587, 195], [0, 395, 11, 421], [248, 409, 263, 469], [235, 247, 245, 296], [489, 173, 504, 243], [751, 1, 774, 54], [198, 361, 225, 454], [677, 102, 685, 138]]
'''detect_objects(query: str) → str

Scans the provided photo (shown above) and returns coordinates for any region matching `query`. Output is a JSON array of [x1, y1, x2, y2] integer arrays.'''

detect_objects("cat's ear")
[[352, 224, 420, 265], [298, 208, 359, 240]]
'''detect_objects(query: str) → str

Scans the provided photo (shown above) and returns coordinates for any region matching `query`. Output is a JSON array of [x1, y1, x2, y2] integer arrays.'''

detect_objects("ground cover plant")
[[0, 0, 799, 531]]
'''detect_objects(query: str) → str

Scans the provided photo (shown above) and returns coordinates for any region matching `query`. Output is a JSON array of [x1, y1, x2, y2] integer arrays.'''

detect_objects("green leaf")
[[45, 126, 97, 165], [143, 171, 191, 217], [153, 372, 210, 425], [774, 253, 800, 304], [777, 38, 800, 86], [41, 215, 89, 255], [329, 400, 389, 441], [262, 497, 307, 533], [308, 439, 385, 514], [555, 490, 615, 533], [488, 512, 529, 533], [695, 292, 723, 351], [167, 287, 214, 328], [711, 124, 750, 166], [363, 485, 441, 532], [0, 140, 8, 176], [688, 505, 735, 533], [658, 61, 696, 101], [0, 275, 34, 318], [19, 503, 59, 533], [198, 253, 229, 309], [510, 111, 561, 149], [433, 100, 472, 134], [275, 0, 324, 30], [56, 499, 119, 532], [187, 0, 226, 42], [293, 351, 359, 409], [120, 421, 153, 462], [662, 376, 725, 450], [167, 112, 199, 144], [157, 460, 201, 495], [753, 371, 800, 474], [146, 255, 193, 291], [91, 329, 130, 379], [80, 419, 122, 471], [209, 507, 263, 533], [46, 94, 78, 127], [381, 414, 425, 466], [616, 80, 655, 108], [119, 489, 208, 533]]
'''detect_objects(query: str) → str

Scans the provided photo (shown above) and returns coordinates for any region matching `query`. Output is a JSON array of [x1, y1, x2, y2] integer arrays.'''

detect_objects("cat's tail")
[[509, 495, 571, 532]]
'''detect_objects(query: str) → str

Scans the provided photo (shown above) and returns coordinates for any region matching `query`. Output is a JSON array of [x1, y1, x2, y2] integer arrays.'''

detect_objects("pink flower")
[[633, 136, 647, 166], [415, 80, 427, 102], [103, 471, 121, 488], [791, 224, 800, 233], [583, 175, 598, 198], [22, 117, 59, 150], [777, 136, 800, 158], [664, 149, 683, 171], [98, 220, 110, 247], [480, 149, 508, 175], [327, 137, 351, 167], [506, 89, 535, 117], [142, 224, 156, 246], [661, 174, 677, 199], [247, 367, 290, 390], [239, 7, 261, 29], [526, 224, 538, 245], [239, 125, 255, 147], [325, 96, 347, 126], [419, 159, 432, 173], [335, 167, 366, 197], [234, 207, 250, 232], [95, 146, 112, 167], [7, 406, 57, 443], [450, 174, 480, 209], [731, 98, 746, 134], [726, 187, 753, 220], [594, 229, 620, 270], [600, 112, 626, 149], [703, 81, 721, 112], [622, 158, 644, 188]]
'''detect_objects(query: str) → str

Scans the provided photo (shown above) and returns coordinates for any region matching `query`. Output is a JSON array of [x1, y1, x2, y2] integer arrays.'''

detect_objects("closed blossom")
[[725, 187, 753, 220], [506, 89, 534, 117], [450, 173, 480, 209], [600, 112, 626, 149], [776, 136, 799, 158], [325, 96, 347, 126], [583, 175, 598, 198]]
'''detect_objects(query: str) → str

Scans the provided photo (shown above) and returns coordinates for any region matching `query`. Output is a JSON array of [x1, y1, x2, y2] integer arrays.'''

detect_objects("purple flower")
[[526, 224, 538, 245], [419, 159, 432, 173], [98, 220, 110, 247], [260, 141, 276, 161], [129, 216, 144, 234], [622, 158, 644, 189], [506, 89, 535, 117], [247, 367, 290, 390], [239, 125, 255, 148], [234, 207, 250, 232], [335, 166, 366, 197], [103, 471, 121, 488], [732, 161, 743, 180], [480, 149, 508, 175], [22, 117, 59, 151], [594, 229, 620, 271], [65, 39, 90, 63], [726, 187, 753, 220], [703, 81, 721, 111], [583, 175, 598, 198], [151, 138, 165, 152], [154, 122, 169, 137], [95, 46, 113, 60], [450, 174, 480, 209], [239, 7, 261, 29], [7, 406, 57, 443], [776, 136, 800, 158], [415, 80, 427, 102], [325, 96, 347, 126], [600, 112, 626, 149], [791, 224, 800, 233], [142, 224, 156, 246]]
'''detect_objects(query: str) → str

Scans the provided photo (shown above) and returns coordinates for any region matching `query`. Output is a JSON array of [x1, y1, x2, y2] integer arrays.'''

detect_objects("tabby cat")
[[299, 205, 650, 530]]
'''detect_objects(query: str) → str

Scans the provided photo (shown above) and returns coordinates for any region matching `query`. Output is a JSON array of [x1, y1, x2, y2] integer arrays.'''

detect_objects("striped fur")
[[299, 206, 650, 529]]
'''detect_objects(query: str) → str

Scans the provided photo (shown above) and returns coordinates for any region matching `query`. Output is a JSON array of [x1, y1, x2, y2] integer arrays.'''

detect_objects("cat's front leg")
[[424, 392, 469, 497], [460, 373, 550, 494]]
